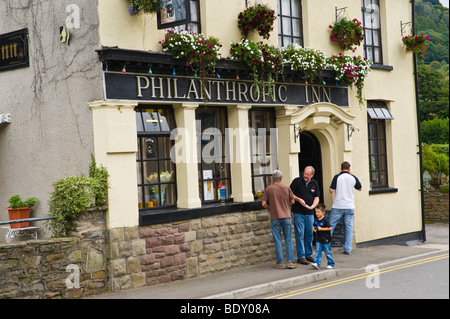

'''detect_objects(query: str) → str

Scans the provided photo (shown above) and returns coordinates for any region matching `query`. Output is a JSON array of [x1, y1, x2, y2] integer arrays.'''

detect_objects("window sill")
[[371, 64, 394, 71], [369, 187, 398, 195], [139, 201, 263, 226]]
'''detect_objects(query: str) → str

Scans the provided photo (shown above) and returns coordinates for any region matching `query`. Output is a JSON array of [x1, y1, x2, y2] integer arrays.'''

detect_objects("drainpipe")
[[411, 0, 426, 243]]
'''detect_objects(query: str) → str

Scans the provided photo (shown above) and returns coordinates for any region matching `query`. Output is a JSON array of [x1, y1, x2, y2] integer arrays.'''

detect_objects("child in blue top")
[[311, 203, 335, 270]]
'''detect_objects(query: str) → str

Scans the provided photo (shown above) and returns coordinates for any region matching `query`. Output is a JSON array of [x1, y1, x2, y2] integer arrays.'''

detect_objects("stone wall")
[[0, 207, 107, 299], [106, 209, 275, 291], [424, 189, 449, 223], [1, 207, 275, 297]]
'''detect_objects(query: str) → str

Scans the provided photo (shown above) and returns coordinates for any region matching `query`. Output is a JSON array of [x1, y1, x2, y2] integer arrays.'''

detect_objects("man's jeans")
[[293, 213, 314, 259], [313, 242, 335, 268], [271, 218, 295, 263], [330, 208, 354, 253]]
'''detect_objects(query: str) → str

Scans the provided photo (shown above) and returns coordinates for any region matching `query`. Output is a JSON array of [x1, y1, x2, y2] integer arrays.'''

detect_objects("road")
[[260, 252, 449, 299]]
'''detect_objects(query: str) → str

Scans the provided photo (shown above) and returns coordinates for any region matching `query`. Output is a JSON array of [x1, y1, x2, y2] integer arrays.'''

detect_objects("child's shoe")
[[327, 265, 334, 269], [311, 263, 319, 270]]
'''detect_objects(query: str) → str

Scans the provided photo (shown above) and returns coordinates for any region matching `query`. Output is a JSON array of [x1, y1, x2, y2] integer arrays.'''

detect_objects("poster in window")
[[202, 170, 214, 201], [157, 0, 189, 29]]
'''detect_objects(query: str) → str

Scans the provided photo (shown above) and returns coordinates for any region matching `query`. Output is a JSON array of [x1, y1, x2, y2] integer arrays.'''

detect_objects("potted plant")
[[7, 195, 38, 228], [402, 34, 430, 60], [237, 4, 276, 40], [329, 18, 365, 52]]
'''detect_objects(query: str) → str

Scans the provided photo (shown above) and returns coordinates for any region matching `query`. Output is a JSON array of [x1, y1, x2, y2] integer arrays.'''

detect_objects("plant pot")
[[7, 207, 31, 228]]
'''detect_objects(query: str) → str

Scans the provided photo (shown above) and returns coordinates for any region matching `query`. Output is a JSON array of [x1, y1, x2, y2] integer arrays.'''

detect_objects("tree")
[[417, 64, 449, 121]]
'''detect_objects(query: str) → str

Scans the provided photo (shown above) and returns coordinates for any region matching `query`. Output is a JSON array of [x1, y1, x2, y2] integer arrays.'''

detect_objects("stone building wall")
[[1, 208, 275, 297], [107, 209, 275, 291]]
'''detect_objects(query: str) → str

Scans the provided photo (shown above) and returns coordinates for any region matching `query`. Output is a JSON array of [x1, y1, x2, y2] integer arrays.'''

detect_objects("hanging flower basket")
[[402, 34, 430, 60], [329, 18, 365, 52], [128, 0, 161, 15], [325, 53, 371, 105], [237, 4, 276, 40], [159, 30, 222, 97], [230, 39, 283, 98]]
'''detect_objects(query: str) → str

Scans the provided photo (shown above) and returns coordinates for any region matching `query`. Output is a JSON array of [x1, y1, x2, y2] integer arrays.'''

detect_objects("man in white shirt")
[[329, 161, 362, 255]]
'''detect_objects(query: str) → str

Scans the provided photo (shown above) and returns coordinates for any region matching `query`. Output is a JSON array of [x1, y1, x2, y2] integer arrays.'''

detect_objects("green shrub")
[[47, 156, 109, 237], [422, 143, 449, 186], [421, 117, 449, 144]]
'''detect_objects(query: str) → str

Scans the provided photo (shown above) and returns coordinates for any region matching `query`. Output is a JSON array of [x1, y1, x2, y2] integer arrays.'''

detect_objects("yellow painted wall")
[[95, 0, 423, 243]]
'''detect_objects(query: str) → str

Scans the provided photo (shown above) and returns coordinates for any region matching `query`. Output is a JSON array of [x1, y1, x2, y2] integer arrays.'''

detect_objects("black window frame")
[[196, 106, 231, 204], [278, 0, 304, 47], [249, 107, 278, 199], [361, 0, 383, 65], [162, 0, 201, 33], [136, 105, 177, 210], [367, 102, 390, 189]]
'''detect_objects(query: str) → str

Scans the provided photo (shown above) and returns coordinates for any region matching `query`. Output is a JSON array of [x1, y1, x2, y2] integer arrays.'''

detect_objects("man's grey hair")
[[272, 170, 282, 182]]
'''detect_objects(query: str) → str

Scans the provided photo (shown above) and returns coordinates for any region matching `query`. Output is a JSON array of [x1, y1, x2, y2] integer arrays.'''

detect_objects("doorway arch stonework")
[[276, 103, 356, 208]]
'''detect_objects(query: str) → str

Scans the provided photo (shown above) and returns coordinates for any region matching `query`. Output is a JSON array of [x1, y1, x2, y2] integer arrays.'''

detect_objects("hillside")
[[415, 0, 449, 64]]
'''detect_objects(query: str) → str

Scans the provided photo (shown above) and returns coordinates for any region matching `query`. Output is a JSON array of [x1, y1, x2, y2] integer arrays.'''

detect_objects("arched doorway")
[[298, 131, 324, 203]]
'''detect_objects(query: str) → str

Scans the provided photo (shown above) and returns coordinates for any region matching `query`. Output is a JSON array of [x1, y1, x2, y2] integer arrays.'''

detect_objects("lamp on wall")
[[347, 125, 359, 141], [294, 124, 302, 143]]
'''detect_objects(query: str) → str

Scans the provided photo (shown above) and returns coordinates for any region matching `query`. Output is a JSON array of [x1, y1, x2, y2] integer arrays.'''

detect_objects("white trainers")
[[311, 263, 319, 270], [327, 265, 334, 269]]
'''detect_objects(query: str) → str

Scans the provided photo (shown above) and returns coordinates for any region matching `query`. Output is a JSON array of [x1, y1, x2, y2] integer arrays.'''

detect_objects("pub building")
[[1, 0, 425, 289]]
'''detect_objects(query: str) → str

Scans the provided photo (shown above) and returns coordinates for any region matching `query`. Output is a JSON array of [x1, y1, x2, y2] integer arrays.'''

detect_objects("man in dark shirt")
[[290, 166, 320, 265]]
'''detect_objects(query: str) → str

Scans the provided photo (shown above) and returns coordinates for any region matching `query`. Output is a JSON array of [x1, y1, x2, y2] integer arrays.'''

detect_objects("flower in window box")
[[402, 34, 430, 60], [230, 39, 283, 99], [237, 4, 276, 40], [329, 18, 365, 52], [160, 30, 222, 99], [281, 44, 327, 84]]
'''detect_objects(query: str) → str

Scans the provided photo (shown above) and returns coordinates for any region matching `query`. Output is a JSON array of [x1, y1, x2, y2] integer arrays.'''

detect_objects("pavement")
[[89, 223, 449, 299]]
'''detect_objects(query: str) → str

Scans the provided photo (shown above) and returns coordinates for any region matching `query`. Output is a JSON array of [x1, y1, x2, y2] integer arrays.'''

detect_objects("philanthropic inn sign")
[[104, 72, 349, 107]]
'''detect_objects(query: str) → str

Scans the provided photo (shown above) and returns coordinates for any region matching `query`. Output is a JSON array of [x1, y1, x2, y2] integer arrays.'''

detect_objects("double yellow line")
[[265, 253, 449, 299]]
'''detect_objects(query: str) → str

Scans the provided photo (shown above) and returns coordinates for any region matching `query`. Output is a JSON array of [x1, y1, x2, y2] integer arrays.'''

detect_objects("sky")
[[440, 0, 449, 8]]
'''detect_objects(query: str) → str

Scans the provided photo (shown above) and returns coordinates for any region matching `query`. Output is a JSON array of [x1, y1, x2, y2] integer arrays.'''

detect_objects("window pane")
[[190, 0, 199, 22], [291, 0, 300, 18], [136, 112, 144, 131], [282, 17, 292, 35], [373, 30, 380, 46], [281, 0, 291, 15], [365, 30, 373, 45], [373, 48, 381, 64], [292, 19, 300, 36]]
